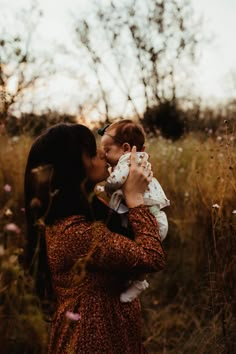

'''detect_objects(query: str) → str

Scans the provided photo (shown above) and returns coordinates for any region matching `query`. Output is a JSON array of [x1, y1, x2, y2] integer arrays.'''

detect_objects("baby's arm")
[[105, 156, 130, 194]]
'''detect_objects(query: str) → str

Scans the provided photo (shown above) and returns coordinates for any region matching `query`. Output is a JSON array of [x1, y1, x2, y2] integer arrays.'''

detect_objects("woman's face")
[[82, 148, 110, 184]]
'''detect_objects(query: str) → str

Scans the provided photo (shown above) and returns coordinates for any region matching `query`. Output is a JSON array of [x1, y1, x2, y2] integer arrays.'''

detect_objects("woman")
[[24, 123, 166, 354]]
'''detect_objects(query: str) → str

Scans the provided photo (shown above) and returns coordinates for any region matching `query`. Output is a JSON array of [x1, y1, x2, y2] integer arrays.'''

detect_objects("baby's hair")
[[105, 119, 145, 151]]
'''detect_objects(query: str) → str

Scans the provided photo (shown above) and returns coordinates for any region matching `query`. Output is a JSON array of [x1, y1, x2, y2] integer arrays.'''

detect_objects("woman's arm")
[[59, 206, 165, 275], [90, 206, 165, 273]]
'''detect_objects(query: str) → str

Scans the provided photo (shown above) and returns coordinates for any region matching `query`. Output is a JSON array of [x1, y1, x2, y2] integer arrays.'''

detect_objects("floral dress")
[[45, 202, 166, 354]]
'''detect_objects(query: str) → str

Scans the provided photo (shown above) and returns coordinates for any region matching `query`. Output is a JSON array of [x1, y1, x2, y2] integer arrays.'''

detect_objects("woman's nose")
[[98, 149, 106, 159]]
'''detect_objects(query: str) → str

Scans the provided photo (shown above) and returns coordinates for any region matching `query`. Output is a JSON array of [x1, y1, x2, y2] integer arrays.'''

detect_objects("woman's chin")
[[104, 166, 110, 179]]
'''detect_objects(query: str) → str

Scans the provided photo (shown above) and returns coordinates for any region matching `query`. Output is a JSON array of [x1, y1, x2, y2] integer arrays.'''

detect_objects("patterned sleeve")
[[62, 206, 166, 274]]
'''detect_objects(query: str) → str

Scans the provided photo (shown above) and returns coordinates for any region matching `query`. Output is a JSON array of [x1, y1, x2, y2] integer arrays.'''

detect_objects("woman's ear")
[[122, 143, 131, 152]]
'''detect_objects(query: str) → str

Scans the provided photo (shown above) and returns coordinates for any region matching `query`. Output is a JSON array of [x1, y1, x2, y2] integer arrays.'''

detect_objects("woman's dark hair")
[[24, 123, 97, 303]]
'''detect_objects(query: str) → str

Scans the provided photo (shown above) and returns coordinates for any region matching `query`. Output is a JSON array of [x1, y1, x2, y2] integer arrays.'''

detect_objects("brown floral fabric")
[[46, 206, 165, 354]]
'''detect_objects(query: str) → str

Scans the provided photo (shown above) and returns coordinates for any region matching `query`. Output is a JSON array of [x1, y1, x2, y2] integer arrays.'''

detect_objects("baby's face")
[[101, 132, 125, 167]]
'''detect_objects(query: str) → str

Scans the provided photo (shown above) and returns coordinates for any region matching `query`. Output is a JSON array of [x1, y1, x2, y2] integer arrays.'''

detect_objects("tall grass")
[[0, 125, 235, 353], [0, 135, 32, 227], [142, 124, 236, 353], [0, 134, 49, 353]]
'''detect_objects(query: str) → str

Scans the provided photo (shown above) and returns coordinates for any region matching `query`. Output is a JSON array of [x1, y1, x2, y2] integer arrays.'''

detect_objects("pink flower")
[[4, 223, 21, 234], [65, 311, 81, 321], [3, 184, 12, 192]]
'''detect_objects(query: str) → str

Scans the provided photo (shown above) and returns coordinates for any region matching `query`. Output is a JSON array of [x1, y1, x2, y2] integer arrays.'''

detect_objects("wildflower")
[[3, 184, 11, 192], [4, 223, 21, 234], [31, 164, 53, 185], [152, 299, 159, 305], [212, 204, 220, 209], [177, 147, 183, 152], [232, 210, 236, 214], [0, 245, 4, 256], [4, 208, 13, 216], [30, 198, 42, 210], [12, 136, 19, 142], [65, 311, 81, 321], [9, 255, 18, 264]]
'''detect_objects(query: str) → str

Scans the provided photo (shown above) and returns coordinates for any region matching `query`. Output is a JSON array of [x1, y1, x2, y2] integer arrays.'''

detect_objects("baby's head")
[[100, 119, 145, 167]]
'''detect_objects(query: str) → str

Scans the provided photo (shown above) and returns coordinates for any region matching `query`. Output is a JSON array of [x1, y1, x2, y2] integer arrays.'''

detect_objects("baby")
[[99, 119, 170, 302]]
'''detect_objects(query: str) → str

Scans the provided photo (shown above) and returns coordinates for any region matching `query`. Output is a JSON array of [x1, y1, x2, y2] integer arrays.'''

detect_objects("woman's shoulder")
[[47, 215, 89, 235]]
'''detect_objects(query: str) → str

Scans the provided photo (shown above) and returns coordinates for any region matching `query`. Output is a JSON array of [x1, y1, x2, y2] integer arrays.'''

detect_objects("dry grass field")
[[0, 124, 235, 353]]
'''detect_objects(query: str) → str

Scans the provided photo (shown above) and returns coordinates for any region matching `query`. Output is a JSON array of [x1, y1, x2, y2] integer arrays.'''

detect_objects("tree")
[[72, 0, 201, 132], [0, 3, 54, 125]]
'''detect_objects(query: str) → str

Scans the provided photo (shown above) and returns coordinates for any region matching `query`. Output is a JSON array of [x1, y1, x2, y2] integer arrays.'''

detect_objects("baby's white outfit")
[[105, 152, 170, 303]]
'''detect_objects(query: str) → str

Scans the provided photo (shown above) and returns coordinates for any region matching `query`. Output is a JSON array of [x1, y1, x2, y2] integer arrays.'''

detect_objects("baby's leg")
[[120, 278, 149, 303], [149, 206, 168, 241]]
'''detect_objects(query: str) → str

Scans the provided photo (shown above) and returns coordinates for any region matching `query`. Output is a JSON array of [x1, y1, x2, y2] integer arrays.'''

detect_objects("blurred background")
[[0, 0, 235, 353]]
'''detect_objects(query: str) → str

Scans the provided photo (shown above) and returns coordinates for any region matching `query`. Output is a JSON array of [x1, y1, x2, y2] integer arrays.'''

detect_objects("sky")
[[191, 0, 236, 101], [1, 0, 236, 115]]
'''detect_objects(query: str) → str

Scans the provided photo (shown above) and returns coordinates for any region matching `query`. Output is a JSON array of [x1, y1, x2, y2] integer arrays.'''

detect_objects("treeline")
[[2, 99, 236, 140]]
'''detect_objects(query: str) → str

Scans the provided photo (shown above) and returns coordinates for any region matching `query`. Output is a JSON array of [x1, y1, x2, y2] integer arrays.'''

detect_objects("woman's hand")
[[123, 146, 153, 208]]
